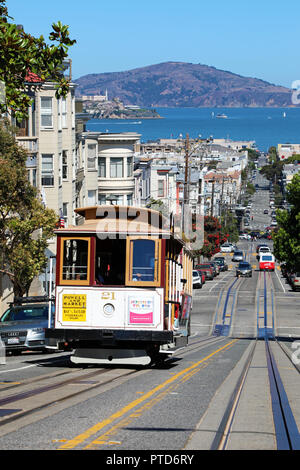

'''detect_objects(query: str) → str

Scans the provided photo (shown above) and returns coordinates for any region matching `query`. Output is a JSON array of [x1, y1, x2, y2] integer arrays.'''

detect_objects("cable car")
[[259, 253, 275, 271], [45, 205, 193, 365]]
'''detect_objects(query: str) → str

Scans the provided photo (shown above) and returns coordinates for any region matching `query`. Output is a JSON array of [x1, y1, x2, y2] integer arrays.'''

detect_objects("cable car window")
[[132, 239, 155, 282], [126, 238, 161, 286], [60, 238, 90, 284]]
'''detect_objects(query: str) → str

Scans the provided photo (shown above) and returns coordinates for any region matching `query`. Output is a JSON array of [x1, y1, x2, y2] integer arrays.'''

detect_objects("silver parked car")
[[290, 272, 300, 291], [192, 270, 202, 289], [232, 251, 244, 262], [0, 303, 54, 355], [236, 261, 252, 277]]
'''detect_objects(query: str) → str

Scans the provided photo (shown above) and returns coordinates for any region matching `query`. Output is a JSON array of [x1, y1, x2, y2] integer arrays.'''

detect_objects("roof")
[[55, 205, 179, 239], [25, 71, 43, 83]]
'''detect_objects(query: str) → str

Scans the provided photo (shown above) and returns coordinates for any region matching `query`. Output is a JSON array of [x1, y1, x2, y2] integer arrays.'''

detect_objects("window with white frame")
[[62, 202, 68, 224], [57, 98, 62, 131], [87, 144, 97, 170], [41, 154, 54, 186], [40, 97, 53, 129], [58, 152, 62, 186], [98, 157, 106, 177], [87, 190, 96, 205], [127, 157, 133, 177], [62, 150, 68, 180], [110, 157, 123, 178], [98, 193, 106, 205], [158, 179, 164, 197], [62, 98, 67, 128], [71, 96, 75, 128]]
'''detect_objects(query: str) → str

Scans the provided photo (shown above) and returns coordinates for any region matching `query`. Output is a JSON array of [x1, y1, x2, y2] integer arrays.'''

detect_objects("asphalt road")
[[0, 172, 299, 452]]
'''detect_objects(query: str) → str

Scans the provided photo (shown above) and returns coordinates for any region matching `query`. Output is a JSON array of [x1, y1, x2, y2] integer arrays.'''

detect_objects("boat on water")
[[216, 113, 228, 119]]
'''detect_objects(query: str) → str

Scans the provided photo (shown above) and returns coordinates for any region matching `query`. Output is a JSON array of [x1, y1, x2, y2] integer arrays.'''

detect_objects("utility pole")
[[182, 134, 189, 234], [184, 133, 189, 206], [210, 179, 215, 217], [220, 175, 225, 218]]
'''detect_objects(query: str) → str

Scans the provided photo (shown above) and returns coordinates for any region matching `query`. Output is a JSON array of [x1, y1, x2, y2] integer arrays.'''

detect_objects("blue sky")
[[7, 0, 300, 87]]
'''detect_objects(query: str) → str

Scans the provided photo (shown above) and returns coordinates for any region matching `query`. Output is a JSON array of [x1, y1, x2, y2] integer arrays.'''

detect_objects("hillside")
[[74, 62, 293, 108]]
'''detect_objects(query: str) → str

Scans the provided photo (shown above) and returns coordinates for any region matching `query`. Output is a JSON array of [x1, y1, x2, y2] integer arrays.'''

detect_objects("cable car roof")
[[55, 205, 180, 239]]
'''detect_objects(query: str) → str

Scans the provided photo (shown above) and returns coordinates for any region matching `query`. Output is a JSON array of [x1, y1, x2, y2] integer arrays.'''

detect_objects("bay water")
[[86, 107, 300, 152]]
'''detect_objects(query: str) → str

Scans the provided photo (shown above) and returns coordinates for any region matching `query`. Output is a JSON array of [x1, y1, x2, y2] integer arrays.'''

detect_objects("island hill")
[[75, 61, 294, 108], [79, 93, 162, 119]]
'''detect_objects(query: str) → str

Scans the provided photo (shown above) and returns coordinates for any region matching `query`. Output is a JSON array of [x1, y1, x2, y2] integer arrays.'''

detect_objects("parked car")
[[194, 264, 214, 280], [213, 257, 228, 271], [197, 270, 206, 284], [289, 272, 300, 291], [193, 270, 202, 289], [239, 233, 251, 240], [220, 243, 235, 253], [0, 302, 54, 355], [208, 261, 220, 275], [250, 231, 261, 239], [256, 244, 269, 253], [232, 251, 244, 262], [236, 261, 252, 277]]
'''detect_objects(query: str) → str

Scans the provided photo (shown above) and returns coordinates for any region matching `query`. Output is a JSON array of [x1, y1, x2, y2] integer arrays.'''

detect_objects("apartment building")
[[134, 153, 204, 220], [0, 65, 77, 312], [203, 170, 239, 217], [277, 143, 300, 160], [75, 131, 141, 217], [15, 62, 76, 229]]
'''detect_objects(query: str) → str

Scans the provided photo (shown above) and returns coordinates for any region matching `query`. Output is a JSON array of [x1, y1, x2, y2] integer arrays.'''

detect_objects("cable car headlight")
[[103, 303, 115, 316]]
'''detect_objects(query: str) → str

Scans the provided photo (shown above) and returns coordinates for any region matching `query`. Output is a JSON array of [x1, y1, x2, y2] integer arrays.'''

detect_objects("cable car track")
[[0, 365, 142, 429], [212, 271, 300, 450]]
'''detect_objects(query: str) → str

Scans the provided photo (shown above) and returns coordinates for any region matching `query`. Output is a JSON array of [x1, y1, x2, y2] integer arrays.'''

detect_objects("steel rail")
[[213, 269, 300, 450], [0, 367, 139, 426], [264, 272, 300, 449]]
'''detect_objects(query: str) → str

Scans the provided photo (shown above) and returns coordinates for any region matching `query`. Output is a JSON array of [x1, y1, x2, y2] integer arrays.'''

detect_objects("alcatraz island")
[[79, 91, 161, 120]]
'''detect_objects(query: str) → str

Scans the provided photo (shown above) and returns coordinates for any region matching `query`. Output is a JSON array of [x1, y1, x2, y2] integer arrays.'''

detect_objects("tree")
[[272, 174, 300, 271], [0, 121, 57, 299], [193, 216, 228, 260], [221, 210, 239, 243], [245, 182, 256, 196], [268, 146, 279, 163], [0, 0, 76, 120], [259, 161, 283, 184]]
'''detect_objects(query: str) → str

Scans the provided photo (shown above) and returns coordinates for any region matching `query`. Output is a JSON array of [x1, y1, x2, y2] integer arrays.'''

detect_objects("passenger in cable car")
[[95, 268, 105, 285]]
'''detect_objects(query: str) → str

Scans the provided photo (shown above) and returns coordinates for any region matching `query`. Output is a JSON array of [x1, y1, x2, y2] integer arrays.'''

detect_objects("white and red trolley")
[[46, 205, 193, 365]]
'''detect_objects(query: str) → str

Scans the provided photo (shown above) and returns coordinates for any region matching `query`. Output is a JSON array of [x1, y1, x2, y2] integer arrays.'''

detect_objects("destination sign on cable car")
[[62, 294, 87, 322]]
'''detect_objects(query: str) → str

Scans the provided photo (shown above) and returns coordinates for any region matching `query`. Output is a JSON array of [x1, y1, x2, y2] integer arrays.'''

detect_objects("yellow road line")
[[85, 364, 206, 449], [0, 382, 20, 385], [59, 339, 237, 450]]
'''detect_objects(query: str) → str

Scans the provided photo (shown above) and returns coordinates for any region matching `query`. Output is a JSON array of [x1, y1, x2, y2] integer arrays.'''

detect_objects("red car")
[[196, 269, 206, 284], [195, 264, 214, 280]]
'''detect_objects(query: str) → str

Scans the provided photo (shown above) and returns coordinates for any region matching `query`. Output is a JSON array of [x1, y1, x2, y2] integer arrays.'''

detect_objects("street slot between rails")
[[0, 367, 140, 429], [203, 270, 300, 450]]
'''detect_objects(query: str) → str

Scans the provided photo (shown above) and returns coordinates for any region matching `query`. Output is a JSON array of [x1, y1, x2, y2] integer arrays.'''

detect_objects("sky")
[[6, 0, 300, 87]]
